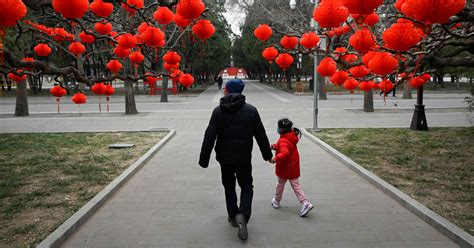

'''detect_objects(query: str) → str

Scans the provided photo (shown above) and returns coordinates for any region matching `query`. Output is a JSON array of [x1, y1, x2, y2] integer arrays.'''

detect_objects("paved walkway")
[[1, 81, 467, 247]]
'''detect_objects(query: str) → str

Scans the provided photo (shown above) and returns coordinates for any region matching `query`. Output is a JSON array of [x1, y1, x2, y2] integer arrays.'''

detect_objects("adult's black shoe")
[[235, 213, 248, 240], [228, 217, 238, 227]]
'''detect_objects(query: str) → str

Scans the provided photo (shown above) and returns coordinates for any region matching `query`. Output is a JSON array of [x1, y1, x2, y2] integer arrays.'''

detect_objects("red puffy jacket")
[[273, 130, 300, 179]]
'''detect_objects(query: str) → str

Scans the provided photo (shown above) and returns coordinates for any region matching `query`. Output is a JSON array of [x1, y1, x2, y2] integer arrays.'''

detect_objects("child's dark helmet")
[[278, 118, 293, 133]]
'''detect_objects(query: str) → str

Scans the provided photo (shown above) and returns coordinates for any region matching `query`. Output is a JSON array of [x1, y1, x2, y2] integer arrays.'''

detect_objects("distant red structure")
[[218, 67, 248, 79]]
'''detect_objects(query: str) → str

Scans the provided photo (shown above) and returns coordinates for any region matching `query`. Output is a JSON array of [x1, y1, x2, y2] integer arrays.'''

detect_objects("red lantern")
[[317, 57, 337, 77], [349, 65, 370, 78], [382, 20, 422, 52], [34, 43, 52, 57], [262, 47, 279, 63], [105, 84, 115, 96], [8, 71, 27, 82], [164, 63, 179, 72], [358, 81, 373, 91], [368, 52, 398, 76], [145, 75, 157, 86], [171, 70, 183, 83], [176, 0, 205, 20], [107, 59, 122, 74], [334, 47, 347, 54], [52, 28, 68, 42], [52, 0, 89, 19], [364, 12, 379, 26], [79, 31, 95, 44], [280, 36, 299, 50], [68, 42, 86, 56], [163, 51, 181, 64], [90, 0, 114, 18], [138, 22, 150, 34], [179, 74, 195, 88], [71, 92, 87, 104], [342, 0, 383, 15], [173, 14, 191, 28], [313, 0, 349, 28], [113, 46, 130, 58], [410, 77, 425, 88], [275, 53, 294, 70], [141, 27, 165, 47], [342, 54, 358, 63], [349, 28, 376, 53], [362, 50, 377, 67], [192, 20, 216, 40], [254, 24, 272, 42], [153, 7, 174, 25], [95, 22, 113, 35], [421, 73, 431, 81], [91, 82, 108, 95], [300, 32, 320, 49], [343, 78, 359, 91], [118, 34, 137, 49], [401, 0, 466, 24], [378, 79, 394, 92], [50, 85, 67, 97], [129, 51, 144, 66], [122, 0, 144, 16], [0, 0, 27, 28], [330, 71, 349, 86]]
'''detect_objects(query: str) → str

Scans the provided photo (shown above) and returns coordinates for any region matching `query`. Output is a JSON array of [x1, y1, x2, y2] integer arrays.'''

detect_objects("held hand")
[[270, 144, 276, 150], [269, 158, 276, 164]]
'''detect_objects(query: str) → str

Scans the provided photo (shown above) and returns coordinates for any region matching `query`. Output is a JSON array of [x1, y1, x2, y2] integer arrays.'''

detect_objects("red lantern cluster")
[[34, 43, 52, 57], [52, 0, 89, 19], [362, 50, 377, 67], [154, 7, 174, 25], [382, 20, 422, 52], [68, 42, 86, 56], [52, 28, 74, 42], [179, 73, 195, 88], [50, 85, 67, 97], [358, 81, 375, 91], [280, 36, 299, 50], [91, 82, 108, 95], [8, 70, 27, 82], [105, 84, 115, 96], [400, 0, 466, 24], [275, 53, 294, 70], [330, 70, 349, 86], [349, 28, 376, 53], [344, 78, 359, 91], [95, 22, 113, 35], [342, 0, 383, 15], [410, 74, 430, 88], [72, 92, 87, 104], [349, 65, 370, 78], [313, 0, 349, 28], [254, 24, 272, 42], [176, 0, 205, 20], [317, 57, 337, 77], [300, 32, 320, 50], [192, 20, 216, 41], [90, 0, 114, 18], [113, 46, 130, 58], [0, 0, 27, 28], [163, 51, 181, 64], [129, 51, 144, 66], [262, 47, 279, 63], [118, 34, 137, 49], [368, 52, 398, 76], [107, 59, 122, 74], [79, 31, 95, 44], [378, 79, 394, 93], [174, 14, 191, 28]]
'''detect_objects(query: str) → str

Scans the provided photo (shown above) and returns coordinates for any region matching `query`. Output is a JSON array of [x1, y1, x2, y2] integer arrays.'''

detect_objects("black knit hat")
[[278, 118, 293, 133]]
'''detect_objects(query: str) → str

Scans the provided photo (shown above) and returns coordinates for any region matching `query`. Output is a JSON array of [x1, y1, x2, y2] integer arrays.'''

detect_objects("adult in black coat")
[[199, 79, 273, 240]]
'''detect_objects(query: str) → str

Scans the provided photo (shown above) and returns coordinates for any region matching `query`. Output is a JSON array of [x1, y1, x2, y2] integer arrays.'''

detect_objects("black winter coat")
[[199, 93, 273, 167]]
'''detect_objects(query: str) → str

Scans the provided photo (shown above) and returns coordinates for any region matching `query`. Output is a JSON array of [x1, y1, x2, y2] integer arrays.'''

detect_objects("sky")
[[223, 3, 246, 36]]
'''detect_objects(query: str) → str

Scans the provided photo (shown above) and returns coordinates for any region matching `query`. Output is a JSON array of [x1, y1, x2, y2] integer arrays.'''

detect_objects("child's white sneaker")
[[299, 201, 314, 217], [271, 198, 280, 209]]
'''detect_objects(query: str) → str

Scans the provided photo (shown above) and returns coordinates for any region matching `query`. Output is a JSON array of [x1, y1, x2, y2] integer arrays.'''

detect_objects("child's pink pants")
[[274, 177, 307, 203]]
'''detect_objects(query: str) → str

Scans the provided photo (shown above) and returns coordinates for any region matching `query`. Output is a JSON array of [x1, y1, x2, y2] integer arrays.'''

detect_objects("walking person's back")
[[199, 79, 273, 240]]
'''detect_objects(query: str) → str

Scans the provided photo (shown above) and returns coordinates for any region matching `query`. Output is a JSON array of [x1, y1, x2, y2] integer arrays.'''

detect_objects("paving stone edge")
[[302, 128, 474, 248], [36, 129, 176, 248]]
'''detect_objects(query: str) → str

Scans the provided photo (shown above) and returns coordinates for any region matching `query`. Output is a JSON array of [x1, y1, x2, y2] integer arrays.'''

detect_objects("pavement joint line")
[[36, 129, 176, 248], [302, 128, 474, 248], [251, 83, 291, 103]]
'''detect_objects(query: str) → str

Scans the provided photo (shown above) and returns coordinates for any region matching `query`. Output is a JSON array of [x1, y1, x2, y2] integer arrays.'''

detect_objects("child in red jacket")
[[269, 118, 314, 217]]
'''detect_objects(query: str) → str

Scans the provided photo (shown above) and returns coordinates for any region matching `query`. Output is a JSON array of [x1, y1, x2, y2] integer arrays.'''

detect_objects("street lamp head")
[[289, 0, 296, 9]]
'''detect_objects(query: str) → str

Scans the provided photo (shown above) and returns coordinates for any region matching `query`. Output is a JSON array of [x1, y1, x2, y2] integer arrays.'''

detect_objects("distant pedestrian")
[[269, 118, 314, 217], [217, 76, 223, 90], [199, 79, 273, 240]]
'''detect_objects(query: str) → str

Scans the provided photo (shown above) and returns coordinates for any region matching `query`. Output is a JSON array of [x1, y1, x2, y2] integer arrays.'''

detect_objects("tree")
[[1, 0, 228, 116]]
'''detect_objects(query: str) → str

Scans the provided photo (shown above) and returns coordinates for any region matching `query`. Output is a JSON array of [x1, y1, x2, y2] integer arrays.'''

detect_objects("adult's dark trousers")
[[219, 163, 253, 223]]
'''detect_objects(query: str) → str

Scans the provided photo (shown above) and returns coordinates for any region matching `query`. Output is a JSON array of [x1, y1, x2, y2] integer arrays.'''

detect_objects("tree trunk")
[[15, 79, 29, 116], [402, 82, 412, 99], [456, 76, 460, 90], [318, 73, 327, 100], [363, 89, 374, 112], [160, 76, 169, 102], [286, 71, 292, 90], [125, 81, 138, 115]]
